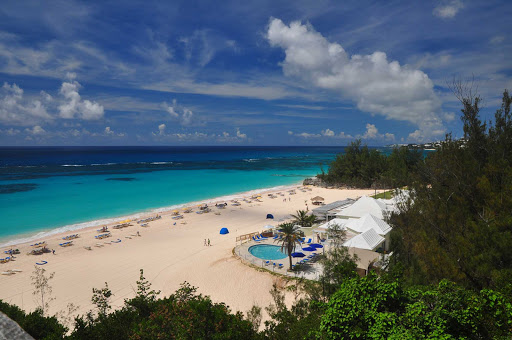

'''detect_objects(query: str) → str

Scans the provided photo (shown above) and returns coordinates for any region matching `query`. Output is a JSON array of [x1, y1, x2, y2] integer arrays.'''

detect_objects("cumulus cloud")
[[162, 99, 195, 126], [321, 128, 335, 137], [235, 128, 247, 139], [359, 123, 395, 141], [158, 123, 166, 135], [267, 19, 445, 141], [25, 125, 46, 135], [58, 77, 104, 120], [104, 126, 125, 137], [0, 82, 52, 125], [433, 0, 464, 19]]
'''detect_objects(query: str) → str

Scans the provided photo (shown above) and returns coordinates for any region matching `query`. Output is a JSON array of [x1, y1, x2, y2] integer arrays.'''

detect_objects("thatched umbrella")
[[311, 196, 325, 205]]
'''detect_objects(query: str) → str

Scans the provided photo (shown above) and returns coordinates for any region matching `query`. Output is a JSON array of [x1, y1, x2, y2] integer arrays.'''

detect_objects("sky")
[[0, 0, 510, 146]]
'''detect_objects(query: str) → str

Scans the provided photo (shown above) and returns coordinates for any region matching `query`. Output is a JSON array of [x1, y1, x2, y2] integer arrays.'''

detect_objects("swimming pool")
[[249, 244, 287, 260]]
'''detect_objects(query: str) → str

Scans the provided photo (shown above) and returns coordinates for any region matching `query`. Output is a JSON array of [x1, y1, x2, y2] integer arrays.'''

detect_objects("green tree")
[[274, 222, 302, 270], [91, 282, 113, 316], [318, 274, 512, 339], [290, 210, 319, 229], [389, 89, 512, 293], [31, 265, 55, 316]]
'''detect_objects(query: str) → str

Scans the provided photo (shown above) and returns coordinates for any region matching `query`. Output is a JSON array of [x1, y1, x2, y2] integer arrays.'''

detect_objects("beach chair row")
[[252, 234, 269, 242], [264, 261, 284, 269], [30, 241, 46, 247], [59, 241, 73, 247], [62, 234, 79, 240], [95, 233, 111, 240], [137, 215, 161, 224], [0, 257, 11, 263]]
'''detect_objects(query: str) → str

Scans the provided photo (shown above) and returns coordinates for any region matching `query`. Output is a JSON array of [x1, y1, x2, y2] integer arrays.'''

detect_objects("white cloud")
[[235, 128, 247, 139], [267, 18, 445, 141], [162, 99, 196, 126], [0, 82, 52, 125], [158, 123, 166, 135], [433, 0, 464, 19], [288, 131, 294, 135], [359, 123, 395, 141], [104, 126, 125, 137], [25, 125, 46, 135], [321, 128, 335, 137], [58, 79, 104, 120], [362, 123, 378, 139]]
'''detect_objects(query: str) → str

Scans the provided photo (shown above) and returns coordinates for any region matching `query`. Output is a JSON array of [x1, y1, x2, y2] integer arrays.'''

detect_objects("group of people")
[[204, 238, 211, 246]]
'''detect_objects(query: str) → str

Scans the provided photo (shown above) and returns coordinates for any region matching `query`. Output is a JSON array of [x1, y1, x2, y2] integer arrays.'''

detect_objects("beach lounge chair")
[[305, 238, 312, 244], [252, 236, 261, 242], [259, 234, 268, 239], [1, 271, 15, 276], [265, 260, 271, 266], [272, 235, 279, 239], [278, 264, 284, 269]]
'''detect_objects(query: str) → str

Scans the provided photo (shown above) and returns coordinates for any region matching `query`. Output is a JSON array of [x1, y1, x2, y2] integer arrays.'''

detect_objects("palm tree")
[[291, 210, 320, 228], [274, 222, 302, 270]]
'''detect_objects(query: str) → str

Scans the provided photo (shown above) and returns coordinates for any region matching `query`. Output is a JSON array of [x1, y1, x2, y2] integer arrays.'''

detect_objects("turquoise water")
[[0, 146, 344, 245], [249, 244, 287, 260]]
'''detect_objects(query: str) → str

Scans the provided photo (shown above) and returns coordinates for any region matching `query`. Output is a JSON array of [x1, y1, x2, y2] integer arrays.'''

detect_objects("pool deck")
[[235, 238, 324, 280]]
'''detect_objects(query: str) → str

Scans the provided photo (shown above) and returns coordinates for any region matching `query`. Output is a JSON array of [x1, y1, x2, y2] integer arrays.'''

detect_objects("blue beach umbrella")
[[291, 252, 305, 258], [266, 214, 274, 219], [310, 243, 323, 248], [302, 246, 316, 252], [219, 227, 229, 235]]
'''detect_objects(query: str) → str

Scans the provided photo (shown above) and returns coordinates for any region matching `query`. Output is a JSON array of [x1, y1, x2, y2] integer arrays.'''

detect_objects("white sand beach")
[[0, 185, 376, 322]]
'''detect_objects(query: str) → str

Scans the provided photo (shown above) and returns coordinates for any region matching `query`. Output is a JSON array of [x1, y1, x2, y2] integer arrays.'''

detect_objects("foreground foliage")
[[319, 273, 512, 339]]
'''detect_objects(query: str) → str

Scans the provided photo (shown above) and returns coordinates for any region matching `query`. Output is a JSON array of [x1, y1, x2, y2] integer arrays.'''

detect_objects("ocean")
[[0, 146, 345, 246]]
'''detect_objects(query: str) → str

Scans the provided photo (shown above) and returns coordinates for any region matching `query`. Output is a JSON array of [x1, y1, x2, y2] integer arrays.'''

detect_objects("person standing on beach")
[[208, 238, 211, 246], [204, 239, 207, 246]]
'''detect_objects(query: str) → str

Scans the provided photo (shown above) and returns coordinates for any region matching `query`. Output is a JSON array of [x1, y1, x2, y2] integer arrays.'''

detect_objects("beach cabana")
[[266, 214, 274, 219], [219, 227, 229, 235], [311, 196, 325, 205]]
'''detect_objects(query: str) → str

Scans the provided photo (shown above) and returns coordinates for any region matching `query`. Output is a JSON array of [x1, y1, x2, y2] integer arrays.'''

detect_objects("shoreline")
[[0, 184, 377, 324], [0, 181, 304, 248]]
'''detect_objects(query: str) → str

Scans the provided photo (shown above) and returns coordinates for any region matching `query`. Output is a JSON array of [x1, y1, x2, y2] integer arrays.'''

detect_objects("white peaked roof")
[[345, 213, 392, 236], [315, 218, 348, 231], [343, 228, 385, 251], [336, 195, 387, 219]]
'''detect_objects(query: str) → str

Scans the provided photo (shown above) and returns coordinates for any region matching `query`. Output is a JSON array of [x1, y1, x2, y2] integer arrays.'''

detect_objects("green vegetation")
[[274, 222, 303, 270], [290, 210, 319, 229], [2, 87, 512, 339], [371, 190, 394, 199], [389, 89, 512, 293], [319, 140, 422, 189]]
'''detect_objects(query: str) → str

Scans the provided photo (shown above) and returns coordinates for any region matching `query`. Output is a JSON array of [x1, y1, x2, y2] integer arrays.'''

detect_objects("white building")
[[336, 195, 389, 219], [343, 228, 385, 251]]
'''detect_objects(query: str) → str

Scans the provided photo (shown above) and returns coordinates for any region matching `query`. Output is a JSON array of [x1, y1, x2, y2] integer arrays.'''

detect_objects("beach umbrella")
[[291, 252, 305, 258], [302, 246, 316, 252], [311, 196, 324, 202], [310, 243, 324, 249], [266, 214, 274, 219], [219, 227, 229, 235]]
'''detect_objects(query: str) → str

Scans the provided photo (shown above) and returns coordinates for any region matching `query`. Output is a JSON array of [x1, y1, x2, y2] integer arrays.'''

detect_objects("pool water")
[[249, 244, 287, 260]]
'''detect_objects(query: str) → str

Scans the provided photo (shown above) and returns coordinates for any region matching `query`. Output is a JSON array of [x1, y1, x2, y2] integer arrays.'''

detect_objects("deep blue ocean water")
[[0, 146, 348, 245]]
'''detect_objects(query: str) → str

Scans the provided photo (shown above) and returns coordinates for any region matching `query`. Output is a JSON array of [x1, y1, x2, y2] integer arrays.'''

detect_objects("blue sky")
[[0, 0, 510, 146]]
